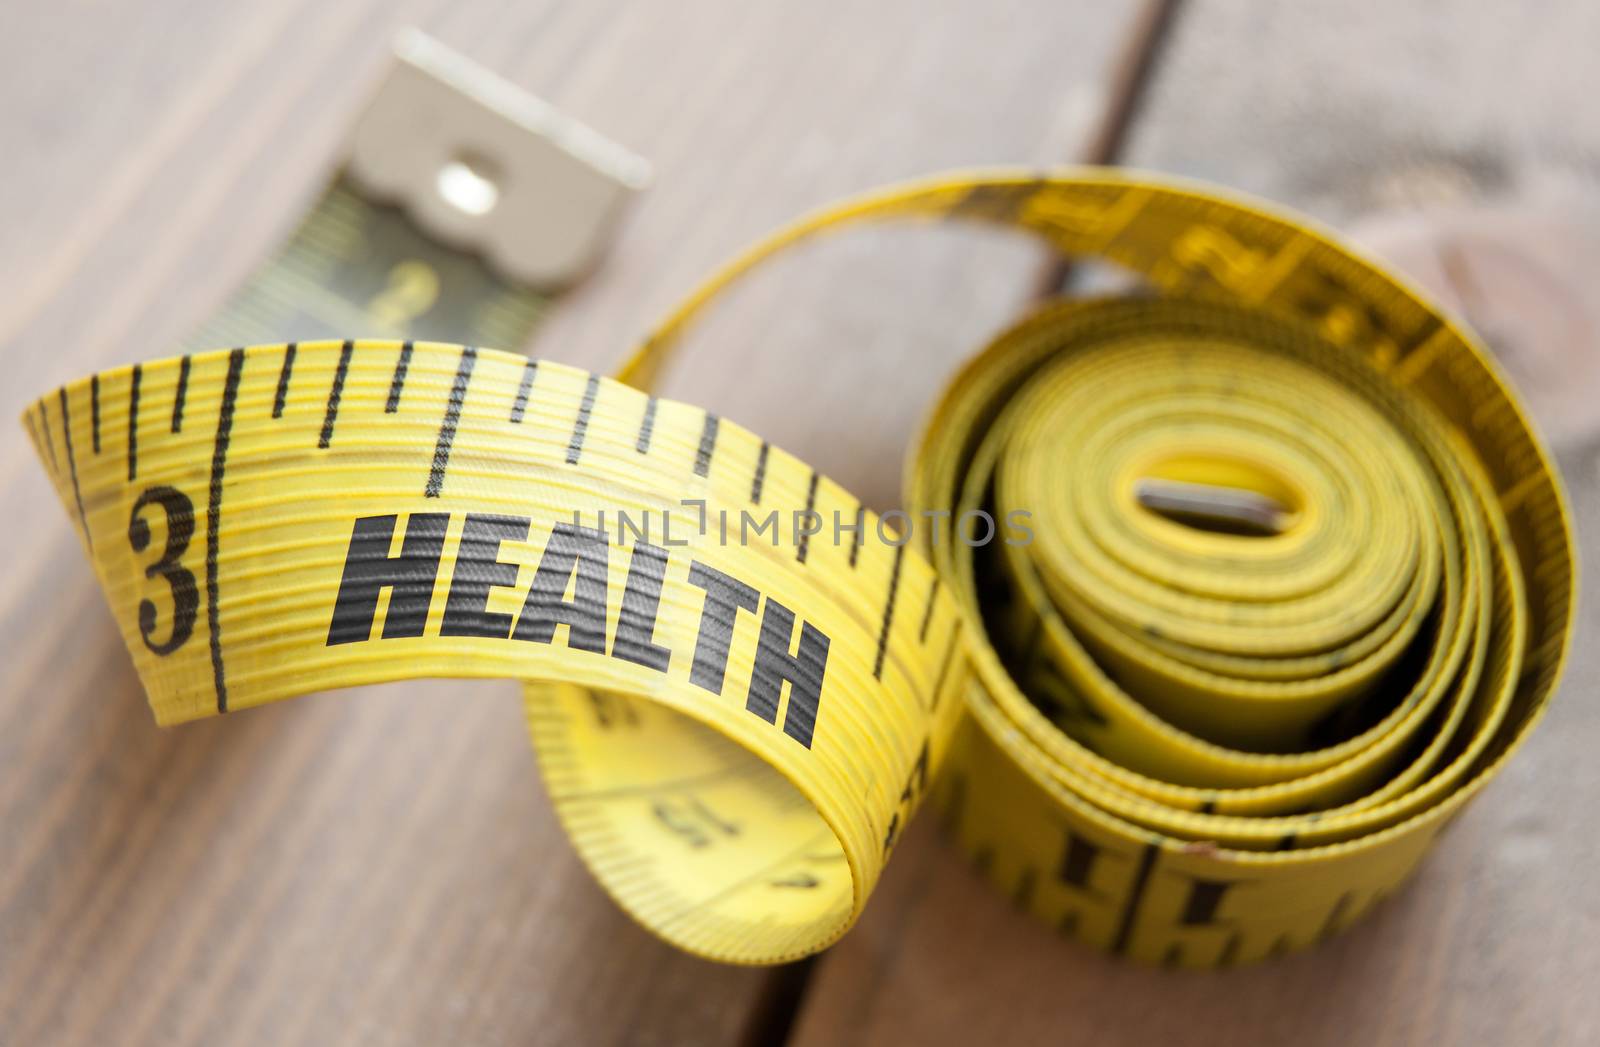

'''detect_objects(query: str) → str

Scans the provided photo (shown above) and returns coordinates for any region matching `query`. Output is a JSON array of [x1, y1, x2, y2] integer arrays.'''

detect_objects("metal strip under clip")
[[346, 29, 651, 289]]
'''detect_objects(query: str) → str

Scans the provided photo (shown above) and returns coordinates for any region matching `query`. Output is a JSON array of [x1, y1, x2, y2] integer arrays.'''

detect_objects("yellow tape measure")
[[24, 170, 1575, 968]]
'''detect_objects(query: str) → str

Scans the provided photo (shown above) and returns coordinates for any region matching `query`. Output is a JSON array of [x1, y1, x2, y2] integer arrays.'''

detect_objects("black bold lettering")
[[612, 542, 672, 672], [686, 561, 758, 694], [327, 513, 449, 645], [441, 513, 529, 638], [746, 598, 830, 747], [513, 523, 609, 652], [1058, 830, 1102, 890], [1179, 879, 1235, 926]]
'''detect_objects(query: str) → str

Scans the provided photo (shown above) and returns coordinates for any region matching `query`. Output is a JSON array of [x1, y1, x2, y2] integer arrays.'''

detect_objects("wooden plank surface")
[[791, 2, 1600, 1044], [0, 1, 1148, 1043]]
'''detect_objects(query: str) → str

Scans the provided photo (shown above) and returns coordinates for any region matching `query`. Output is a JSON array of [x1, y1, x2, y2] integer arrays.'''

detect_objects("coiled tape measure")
[[22, 38, 1575, 970]]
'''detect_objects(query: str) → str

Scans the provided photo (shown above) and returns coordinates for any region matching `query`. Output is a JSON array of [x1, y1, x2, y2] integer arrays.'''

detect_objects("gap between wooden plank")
[[749, 3, 1184, 1043]]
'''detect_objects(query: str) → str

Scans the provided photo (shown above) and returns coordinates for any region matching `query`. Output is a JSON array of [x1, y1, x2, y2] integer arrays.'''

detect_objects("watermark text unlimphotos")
[[569, 500, 1035, 549]]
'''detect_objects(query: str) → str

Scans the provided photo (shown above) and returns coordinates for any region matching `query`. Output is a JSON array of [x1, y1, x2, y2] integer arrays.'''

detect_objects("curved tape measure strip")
[[24, 170, 1576, 967]]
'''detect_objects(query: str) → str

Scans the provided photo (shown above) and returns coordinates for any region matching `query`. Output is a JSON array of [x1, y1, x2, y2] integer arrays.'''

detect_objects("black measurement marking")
[[58, 388, 91, 551], [751, 441, 770, 503], [676, 828, 835, 912], [636, 396, 658, 453], [318, 340, 354, 448], [90, 374, 101, 453], [1198, 796, 1217, 815], [1110, 842, 1160, 955], [425, 346, 477, 498], [939, 770, 968, 833], [1014, 867, 1037, 909], [1275, 830, 1298, 851], [1162, 943, 1184, 969], [566, 373, 600, 464], [584, 689, 641, 730], [873, 544, 905, 680], [127, 364, 141, 481], [848, 504, 865, 568], [386, 341, 412, 414], [918, 577, 940, 642], [273, 342, 297, 419], [207, 348, 246, 713], [509, 358, 537, 422], [1317, 892, 1353, 943], [1059, 831, 1101, 890], [796, 470, 819, 564], [1218, 932, 1241, 966], [771, 873, 820, 889], [171, 354, 191, 433], [555, 765, 760, 803], [1179, 879, 1233, 925], [38, 400, 59, 474], [694, 413, 719, 477], [23, 405, 42, 462]]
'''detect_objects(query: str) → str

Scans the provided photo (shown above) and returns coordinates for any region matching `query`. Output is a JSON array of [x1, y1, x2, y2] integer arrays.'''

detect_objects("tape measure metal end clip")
[[346, 28, 652, 288]]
